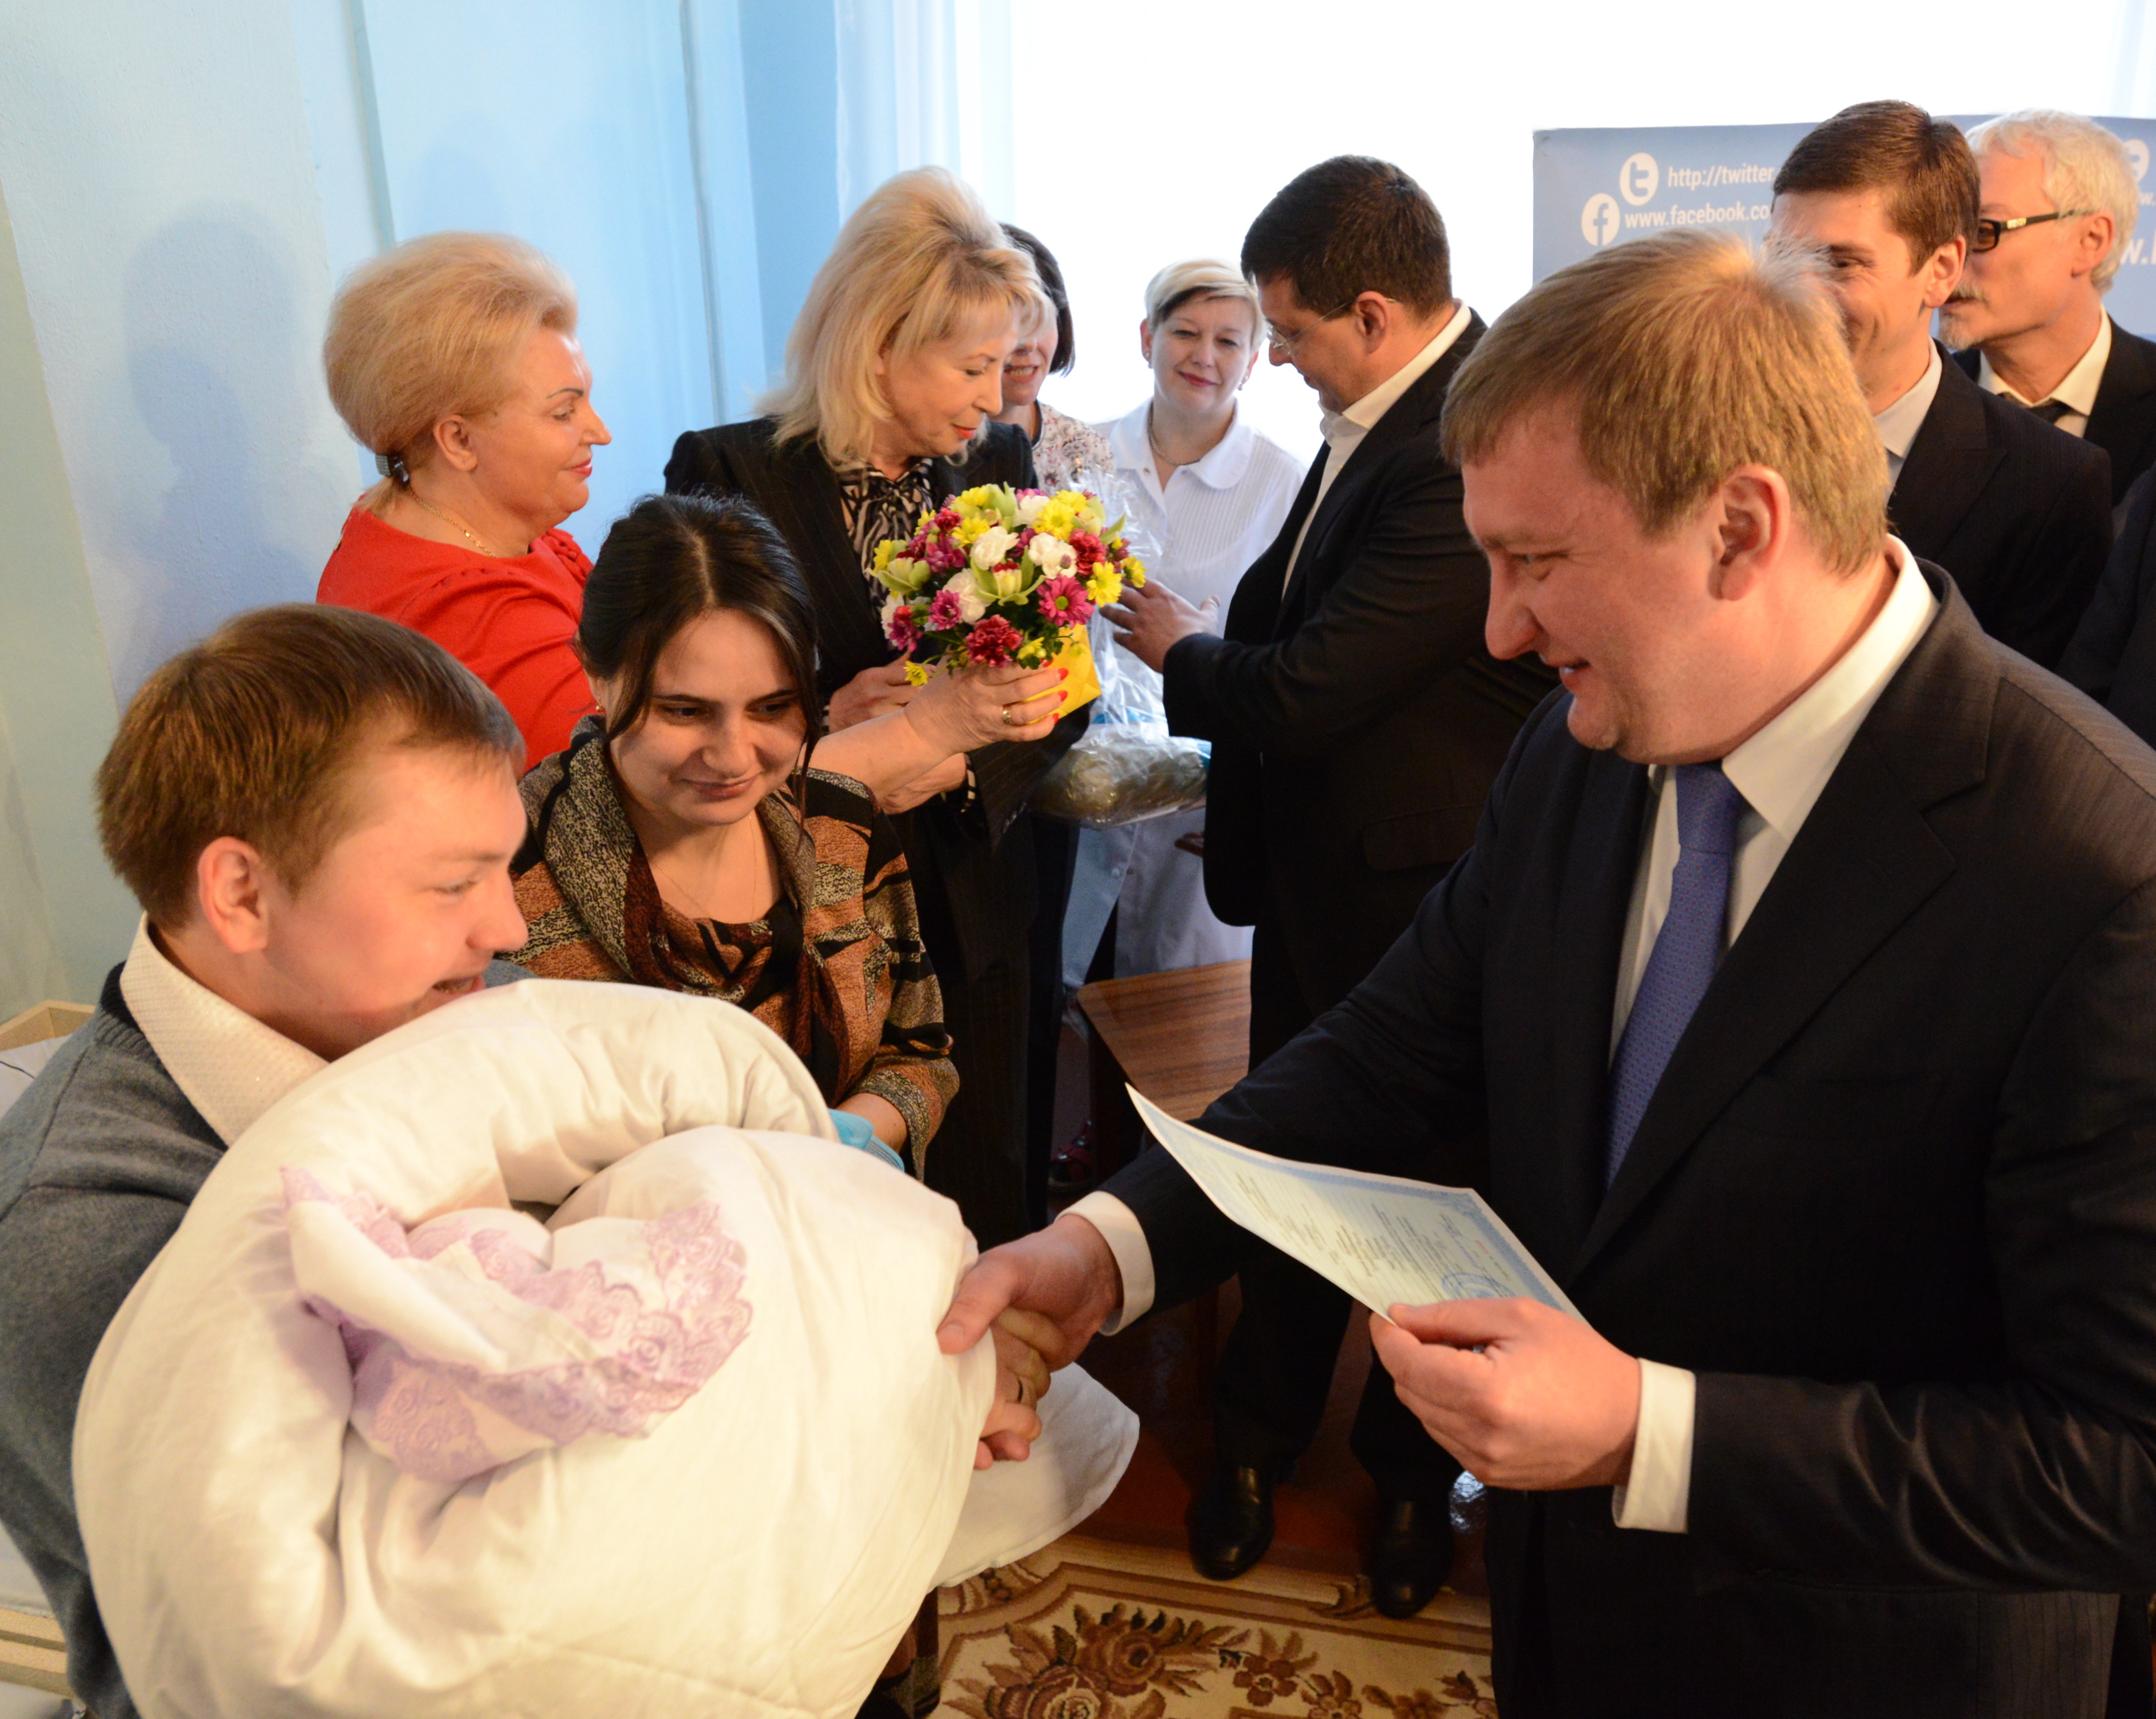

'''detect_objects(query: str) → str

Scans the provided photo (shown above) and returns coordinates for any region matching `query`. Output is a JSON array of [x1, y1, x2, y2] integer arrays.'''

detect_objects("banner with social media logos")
[[1535, 118, 2156, 337]]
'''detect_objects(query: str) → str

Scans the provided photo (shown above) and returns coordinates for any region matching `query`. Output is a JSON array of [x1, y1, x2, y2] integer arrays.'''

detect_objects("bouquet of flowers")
[[870, 484, 1146, 716]]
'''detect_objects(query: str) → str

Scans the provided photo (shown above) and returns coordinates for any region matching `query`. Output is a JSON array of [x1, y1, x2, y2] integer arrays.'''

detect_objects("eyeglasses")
[[1263, 299, 1358, 356], [1971, 210, 2093, 253]]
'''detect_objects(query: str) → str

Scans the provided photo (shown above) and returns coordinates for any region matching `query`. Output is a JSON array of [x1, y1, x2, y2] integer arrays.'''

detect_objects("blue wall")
[[0, 0, 861, 1011]]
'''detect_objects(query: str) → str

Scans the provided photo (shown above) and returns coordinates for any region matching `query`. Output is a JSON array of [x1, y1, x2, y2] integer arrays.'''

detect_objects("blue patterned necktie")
[[1606, 762, 1748, 1187]]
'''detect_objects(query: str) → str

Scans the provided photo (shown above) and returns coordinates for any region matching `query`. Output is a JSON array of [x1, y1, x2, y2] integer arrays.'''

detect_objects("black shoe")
[[1188, 1461, 1282, 1580], [1368, 1496, 1456, 1619]]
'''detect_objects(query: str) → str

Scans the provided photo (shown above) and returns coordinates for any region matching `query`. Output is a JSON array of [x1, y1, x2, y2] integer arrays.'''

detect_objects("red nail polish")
[[1058, 668, 1069, 681]]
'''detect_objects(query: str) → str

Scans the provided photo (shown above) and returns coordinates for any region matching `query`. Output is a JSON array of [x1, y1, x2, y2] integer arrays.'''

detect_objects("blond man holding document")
[[942, 227, 2156, 1718]]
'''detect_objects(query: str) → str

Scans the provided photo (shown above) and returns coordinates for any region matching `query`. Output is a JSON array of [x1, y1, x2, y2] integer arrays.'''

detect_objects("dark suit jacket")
[[1160, 316, 1553, 1013], [663, 417, 1085, 981], [2062, 463, 2156, 746], [1896, 348, 2112, 668], [1105, 568, 2156, 1717], [1954, 318, 2156, 508]]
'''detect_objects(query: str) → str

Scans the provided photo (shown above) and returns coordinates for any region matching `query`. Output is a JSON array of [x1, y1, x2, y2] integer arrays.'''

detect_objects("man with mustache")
[[1942, 109, 2156, 512], [1770, 100, 2113, 669]]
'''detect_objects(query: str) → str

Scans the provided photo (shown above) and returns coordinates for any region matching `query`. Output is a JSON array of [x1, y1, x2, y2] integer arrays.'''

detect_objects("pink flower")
[[886, 605, 923, 649], [926, 588, 967, 630], [1069, 530, 1104, 566], [1035, 575, 1092, 626], [965, 614, 1024, 666], [934, 507, 961, 531], [927, 537, 966, 571]]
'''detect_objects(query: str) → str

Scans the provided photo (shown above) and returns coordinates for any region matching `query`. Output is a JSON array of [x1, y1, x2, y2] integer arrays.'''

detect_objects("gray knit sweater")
[[0, 966, 215, 1718]]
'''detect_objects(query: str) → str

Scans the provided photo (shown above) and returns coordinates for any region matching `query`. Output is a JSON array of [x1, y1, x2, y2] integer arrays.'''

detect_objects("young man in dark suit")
[[1942, 109, 2156, 511], [945, 227, 2156, 1718], [1106, 156, 1551, 1615], [1771, 101, 2112, 670]]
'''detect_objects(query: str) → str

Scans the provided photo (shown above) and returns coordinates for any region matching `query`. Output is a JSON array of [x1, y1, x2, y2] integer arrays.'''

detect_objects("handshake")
[[947, 1211, 1648, 1493], [948, 1214, 1126, 1469]]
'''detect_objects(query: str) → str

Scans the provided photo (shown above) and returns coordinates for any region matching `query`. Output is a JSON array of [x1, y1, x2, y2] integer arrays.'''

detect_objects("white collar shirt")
[[118, 917, 325, 1145], [1872, 343, 1945, 488], [1611, 538, 1941, 1051], [1976, 313, 2112, 439], [1281, 301, 1473, 592], [1100, 400, 1304, 624], [1609, 537, 1939, 1538]]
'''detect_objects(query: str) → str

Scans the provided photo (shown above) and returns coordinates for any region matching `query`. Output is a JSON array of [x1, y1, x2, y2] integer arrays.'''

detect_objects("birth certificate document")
[[1129, 1088, 1580, 1320]]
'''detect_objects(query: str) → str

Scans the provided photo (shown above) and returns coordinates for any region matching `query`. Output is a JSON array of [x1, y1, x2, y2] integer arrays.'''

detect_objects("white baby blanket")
[[74, 980, 1133, 1718]]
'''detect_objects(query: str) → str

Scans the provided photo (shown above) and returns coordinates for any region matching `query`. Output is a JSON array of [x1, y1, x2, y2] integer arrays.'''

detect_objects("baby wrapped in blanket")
[[73, 981, 1133, 1719]]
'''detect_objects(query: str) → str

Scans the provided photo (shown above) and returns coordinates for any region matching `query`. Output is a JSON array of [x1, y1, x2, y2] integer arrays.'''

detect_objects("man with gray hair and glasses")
[[943, 227, 2156, 1716], [1943, 108, 2156, 509]]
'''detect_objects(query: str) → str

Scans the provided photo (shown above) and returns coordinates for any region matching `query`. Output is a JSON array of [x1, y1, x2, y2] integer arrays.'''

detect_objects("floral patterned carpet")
[[936, 1535, 1495, 1719]]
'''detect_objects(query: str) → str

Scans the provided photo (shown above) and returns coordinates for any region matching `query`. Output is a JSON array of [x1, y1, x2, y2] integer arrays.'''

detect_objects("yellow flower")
[[1085, 568, 1122, 606], [958, 484, 997, 509], [1017, 636, 1049, 667], [903, 661, 930, 687], [1121, 554, 1147, 586], [872, 540, 897, 574], [1036, 499, 1078, 539]]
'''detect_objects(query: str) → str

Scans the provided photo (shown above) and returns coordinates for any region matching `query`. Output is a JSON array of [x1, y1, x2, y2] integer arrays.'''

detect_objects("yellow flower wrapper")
[[1052, 626, 1101, 717]]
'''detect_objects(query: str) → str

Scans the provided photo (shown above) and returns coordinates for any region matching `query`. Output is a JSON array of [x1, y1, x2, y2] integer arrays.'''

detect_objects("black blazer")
[[1106, 568, 2156, 1717], [663, 417, 1084, 979], [1954, 317, 2156, 508], [1894, 347, 2112, 668], [1160, 315, 1553, 1013], [2062, 462, 2156, 745]]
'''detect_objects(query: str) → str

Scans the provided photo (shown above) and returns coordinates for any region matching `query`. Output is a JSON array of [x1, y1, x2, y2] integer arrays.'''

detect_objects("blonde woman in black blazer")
[[667, 169, 1084, 1251]]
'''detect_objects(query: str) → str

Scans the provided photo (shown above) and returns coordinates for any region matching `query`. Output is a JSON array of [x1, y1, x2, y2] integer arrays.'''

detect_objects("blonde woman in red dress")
[[317, 232, 610, 769]]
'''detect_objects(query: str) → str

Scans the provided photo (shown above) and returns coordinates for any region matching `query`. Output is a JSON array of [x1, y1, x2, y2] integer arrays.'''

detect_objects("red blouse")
[[316, 506, 600, 770]]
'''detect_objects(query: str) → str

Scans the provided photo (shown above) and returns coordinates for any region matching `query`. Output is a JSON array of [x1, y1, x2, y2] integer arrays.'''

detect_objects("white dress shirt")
[[1976, 314, 2113, 439], [1281, 302, 1474, 592], [117, 917, 325, 1145], [1872, 344, 1944, 488], [1073, 538, 1941, 1530], [1607, 538, 1936, 1530]]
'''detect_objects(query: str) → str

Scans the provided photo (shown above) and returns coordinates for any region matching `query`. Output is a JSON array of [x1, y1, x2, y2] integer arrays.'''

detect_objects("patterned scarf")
[[514, 723, 843, 1096], [836, 459, 938, 602]]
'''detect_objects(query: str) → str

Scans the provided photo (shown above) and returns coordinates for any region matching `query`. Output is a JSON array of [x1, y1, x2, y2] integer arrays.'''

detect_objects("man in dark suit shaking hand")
[[944, 228, 2156, 1717], [1103, 157, 1551, 1614]]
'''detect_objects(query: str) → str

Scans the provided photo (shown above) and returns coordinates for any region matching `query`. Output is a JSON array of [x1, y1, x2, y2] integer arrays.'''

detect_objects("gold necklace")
[[404, 485, 517, 558], [1146, 403, 1226, 471]]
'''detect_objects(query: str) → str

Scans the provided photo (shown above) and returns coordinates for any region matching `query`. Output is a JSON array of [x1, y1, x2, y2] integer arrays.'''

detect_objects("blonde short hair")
[[1142, 260, 1263, 343], [323, 232, 578, 505], [760, 169, 1047, 467], [1442, 229, 1887, 576], [1967, 109, 2141, 293]]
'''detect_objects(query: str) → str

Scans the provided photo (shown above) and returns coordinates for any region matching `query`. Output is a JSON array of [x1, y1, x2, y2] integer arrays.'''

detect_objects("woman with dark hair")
[[509, 491, 1061, 1168], [995, 225, 1113, 492], [664, 167, 1087, 1249]]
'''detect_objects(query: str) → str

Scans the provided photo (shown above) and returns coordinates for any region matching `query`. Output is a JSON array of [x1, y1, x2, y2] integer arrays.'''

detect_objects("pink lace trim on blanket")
[[282, 1168, 753, 1484]]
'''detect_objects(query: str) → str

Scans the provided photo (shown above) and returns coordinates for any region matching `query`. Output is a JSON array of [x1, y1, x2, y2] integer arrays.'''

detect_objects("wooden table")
[[1075, 959, 1250, 1181]]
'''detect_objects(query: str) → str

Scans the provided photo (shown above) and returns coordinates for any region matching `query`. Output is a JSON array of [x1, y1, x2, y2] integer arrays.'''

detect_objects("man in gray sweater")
[[0, 605, 533, 1718]]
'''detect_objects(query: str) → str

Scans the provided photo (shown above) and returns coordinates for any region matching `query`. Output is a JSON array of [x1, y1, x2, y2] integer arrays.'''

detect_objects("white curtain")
[[834, 0, 1015, 220]]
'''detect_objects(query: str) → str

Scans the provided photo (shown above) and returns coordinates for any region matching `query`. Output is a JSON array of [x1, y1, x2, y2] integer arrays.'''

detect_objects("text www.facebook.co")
[[1624, 203, 1773, 230]]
